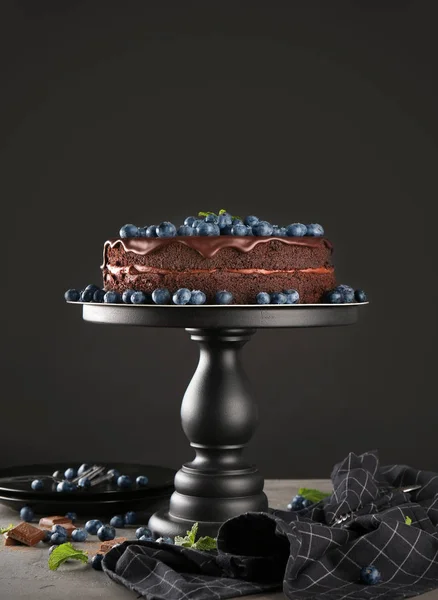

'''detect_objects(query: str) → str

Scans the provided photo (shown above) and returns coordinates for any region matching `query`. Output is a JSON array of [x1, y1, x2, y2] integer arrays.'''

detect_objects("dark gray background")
[[1, 1, 437, 478]]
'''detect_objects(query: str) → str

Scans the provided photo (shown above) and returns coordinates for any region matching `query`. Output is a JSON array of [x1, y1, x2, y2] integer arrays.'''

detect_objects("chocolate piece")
[[39, 516, 71, 528], [8, 522, 45, 546], [99, 537, 127, 553], [4, 532, 21, 546]]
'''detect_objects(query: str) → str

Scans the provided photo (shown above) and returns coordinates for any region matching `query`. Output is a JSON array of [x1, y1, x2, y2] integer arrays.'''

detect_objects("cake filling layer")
[[107, 265, 334, 276]]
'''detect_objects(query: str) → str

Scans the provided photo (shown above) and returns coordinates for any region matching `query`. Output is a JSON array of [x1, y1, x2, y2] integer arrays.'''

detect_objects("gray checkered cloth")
[[103, 451, 438, 600]]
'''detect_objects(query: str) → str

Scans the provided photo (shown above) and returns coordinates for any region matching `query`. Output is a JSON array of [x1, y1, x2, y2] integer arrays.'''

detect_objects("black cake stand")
[[76, 302, 366, 538]]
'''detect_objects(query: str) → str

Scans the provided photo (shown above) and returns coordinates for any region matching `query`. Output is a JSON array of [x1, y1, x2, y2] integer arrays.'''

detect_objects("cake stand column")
[[148, 328, 268, 538]]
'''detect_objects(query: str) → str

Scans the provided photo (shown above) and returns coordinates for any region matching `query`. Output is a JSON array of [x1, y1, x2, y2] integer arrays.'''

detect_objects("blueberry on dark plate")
[[156, 221, 177, 238], [71, 528, 87, 542], [91, 553, 104, 570], [215, 290, 233, 305], [56, 481, 74, 493], [355, 289, 367, 303], [335, 284, 355, 303], [31, 479, 43, 491], [146, 225, 158, 237], [122, 289, 135, 304], [77, 463, 90, 476], [136, 526, 152, 540], [80, 289, 94, 302], [65, 512, 77, 523], [231, 223, 247, 236], [120, 224, 139, 238], [64, 289, 80, 302], [51, 532, 67, 545], [104, 291, 122, 304], [177, 225, 194, 236], [173, 288, 191, 305], [110, 515, 125, 528], [252, 221, 273, 236], [284, 289, 299, 304], [152, 288, 171, 305], [286, 223, 307, 237], [244, 215, 259, 227], [256, 292, 270, 305], [197, 222, 219, 236], [270, 292, 287, 304], [305, 223, 324, 237], [78, 476, 91, 489], [360, 565, 381, 585], [20, 506, 34, 522], [64, 467, 77, 480], [184, 216, 196, 227], [124, 511, 136, 525], [325, 290, 343, 304], [189, 290, 206, 305], [136, 475, 149, 486], [85, 519, 103, 535], [117, 475, 132, 489], [131, 291, 147, 304], [93, 289, 106, 303], [107, 468, 120, 483]]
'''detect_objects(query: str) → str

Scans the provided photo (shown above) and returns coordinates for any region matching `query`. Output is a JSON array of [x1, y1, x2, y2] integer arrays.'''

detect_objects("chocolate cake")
[[102, 236, 336, 304]]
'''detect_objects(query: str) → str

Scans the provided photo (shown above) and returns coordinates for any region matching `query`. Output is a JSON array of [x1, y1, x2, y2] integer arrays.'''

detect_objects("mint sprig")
[[298, 487, 331, 504], [174, 522, 217, 551], [48, 542, 88, 571], [405, 516, 412, 525], [0, 524, 13, 534], [198, 209, 241, 221]]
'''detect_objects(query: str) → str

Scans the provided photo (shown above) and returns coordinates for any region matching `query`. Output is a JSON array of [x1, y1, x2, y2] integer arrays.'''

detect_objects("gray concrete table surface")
[[1, 480, 437, 600]]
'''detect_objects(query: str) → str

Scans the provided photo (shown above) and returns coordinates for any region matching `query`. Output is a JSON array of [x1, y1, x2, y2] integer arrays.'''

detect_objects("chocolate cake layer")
[[102, 236, 336, 304]]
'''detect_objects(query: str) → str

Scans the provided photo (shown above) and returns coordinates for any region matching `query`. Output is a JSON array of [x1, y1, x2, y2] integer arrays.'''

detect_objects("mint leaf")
[[48, 542, 88, 571], [187, 522, 198, 545], [0, 524, 13, 534], [405, 516, 412, 525], [192, 536, 217, 551], [174, 522, 216, 551], [198, 211, 217, 218], [298, 487, 331, 504]]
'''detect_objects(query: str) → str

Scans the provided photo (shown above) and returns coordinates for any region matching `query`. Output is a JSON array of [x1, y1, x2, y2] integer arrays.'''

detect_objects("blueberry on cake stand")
[[79, 302, 366, 538]]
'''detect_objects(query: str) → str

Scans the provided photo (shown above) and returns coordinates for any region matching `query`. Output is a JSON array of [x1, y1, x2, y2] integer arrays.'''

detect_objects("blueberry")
[[71, 528, 87, 542], [93, 289, 106, 303], [244, 215, 259, 227], [177, 225, 194, 236], [31, 479, 43, 491], [136, 526, 152, 540], [20, 506, 34, 522], [197, 222, 220, 236], [52, 470, 62, 479], [184, 216, 197, 227], [288, 494, 305, 510], [64, 468, 77, 480], [360, 565, 381, 585], [252, 221, 273, 236], [152, 288, 171, 305], [107, 468, 120, 483], [306, 223, 324, 237], [204, 214, 219, 224], [270, 292, 287, 304], [221, 224, 233, 235], [85, 520, 103, 535], [42, 530, 52, 543], [110, 515, 125, 528], [284, 289, 299, 304], [325, 290, 343, 304], [117, 475, 132, 489], [80, 289, 94, 302], [256, 292, 270, 305], [136, 475, 149, 486], [286, 223, 307, 237], [51, 532, 67, 545], [246, 226, 254, 236], [56, 481, 75, 492], [215, 290, 233, 305], [138, 226, 148, 237], [49, 545, 57, 554], [122, 289, 135, 304], [97, 525, 116, 542], [104, 291, 122, 303], [272, 226, 287, 237], [231, 223, 247, 236], [172, 288, 191, 305], [124, 511, 136, 525], [120, 224, 139, 238], [78, 477, 91, 489], [218, 214, 233, 230], [131, 291, 147, 304], [91, 554, 104, 571], [65, 512, 77, 523], [139, 535, 153, 541], [84, 284, 100, 294], [64, 289, 80, 302], [232, 218, 243, 226], [335, 284, 355, 303], [146, 225, 158, 238], [355, 289, 367, 303], [302, 498, 312, 508], [77, 463, 90, 476], [191, 219, 202, 229], [156, 221, 177, 238], [156, 536, 174, 544], [189, 290, 206, 305], [52, 524, 67, 536]]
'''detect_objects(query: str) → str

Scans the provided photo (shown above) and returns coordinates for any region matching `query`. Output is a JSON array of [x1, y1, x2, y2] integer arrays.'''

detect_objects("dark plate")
[[0, 463, 175, 500]]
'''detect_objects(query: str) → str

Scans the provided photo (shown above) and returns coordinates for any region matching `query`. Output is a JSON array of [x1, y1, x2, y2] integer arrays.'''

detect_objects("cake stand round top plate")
[[75, 302, 368, 329]]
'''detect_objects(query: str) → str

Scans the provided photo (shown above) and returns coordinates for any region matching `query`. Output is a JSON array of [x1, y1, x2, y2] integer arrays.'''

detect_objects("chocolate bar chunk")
[[99, 537, 127, 553], [4, 532, 21, 546], [8, 522, 45, 546], [39, 516, 71, 528]]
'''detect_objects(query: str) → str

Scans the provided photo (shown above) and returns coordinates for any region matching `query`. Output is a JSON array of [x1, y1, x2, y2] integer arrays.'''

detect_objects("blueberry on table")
[[20, 506, 34, 522], [335, 284, 355, 303], [256, 292, 270, 305], [122, 289, 135, 304], [80, 289, 94, 302], [104, 291, 122, 303], [196, 222, 219, 236], [284, 289, 300, 304], [231, 223, 248, 236], [131, 291, 147, 304], [360, 565, 381, 585], [156, 221, 177, 238], [244, 215, 259, 227], [152, 288, 171, 305], [117, 475, 132, 489], [51, 532, 67, 545], [173, 288, 192, 305], [52, 524, 67, 536], [136, 526, 152, 540], [189, 290, 206, 305], [325, 290, 343, 304], [177, 225, 194, 236], [184, 216, 197, 227], [120, 224, 139, 238], [110, 515, 125, 528], [97, 525, 116, 542], [64, 468, 77, 480], [270, 292, 287, 304], [78, 477, 91, 489], [64, 289, 80, 302], [65, 512, 77, 523], [31, 479, 43, 491], [91, 553, 104, 571], [124, 511, 137, 525], [355, 289, 367, 303], [306, 223, 324, 237], [71, 528, 87, 542], [77, 464, 90, 476], [252, 220, 273, 236], [286, 223, 307, 237], [146, 225, 158, 237], [215, 290, 233, 305], [136, 475, 149, 486], [85, 519, 103, 535], [93, 289, 106, 303], [42, 530, 52, 543], [49, 545, 57, 555], [107, 468, 120, 483]]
